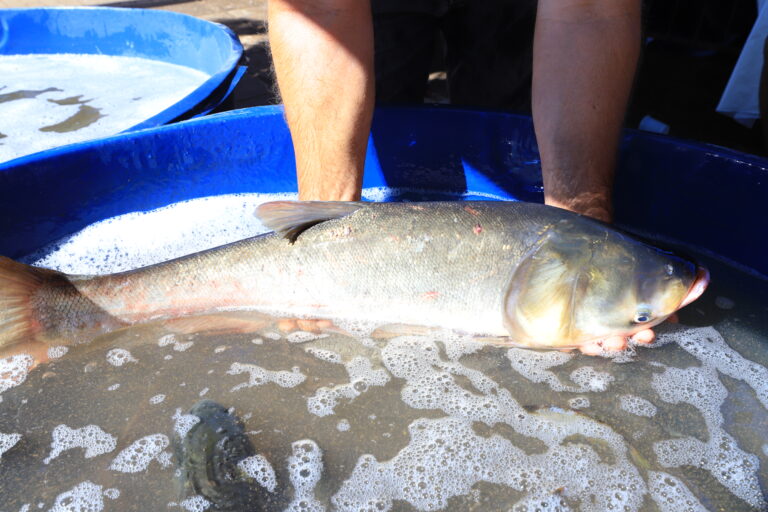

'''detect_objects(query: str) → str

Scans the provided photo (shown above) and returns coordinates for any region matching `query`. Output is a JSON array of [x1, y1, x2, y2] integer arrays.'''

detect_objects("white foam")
[[109, 434, 169, 473], [107, 384, 120, 391], [651, 362, 762, 507], [442, 333, 483, 361], [238, 454, 277, 492], [157, 451, 173, 468], [172, 409, 201, 438], [0, 54, 210, 163], [0, 354, 34, 395], [106, 349, 137, 367], [333, 416, 644, 512], [568, 397, 590, 409], [285, 440, 325, 512], [158, 334, 177, 347], [369, 335, 647, 510], [647, 471, 705, 512], [150, 394, 166, 405], [619, 395, 657, 418], [506, 348, 579, 392], [307, 356, 390, 417], [337, 419, 351, 432], [179, 496, 210, 512], [665, 325, 768, 410], [0, 431, 22, 461], [23, 193, 294, 275], [305, 348, 343, 364], [510, 494, 571, 512], [102, 489, 119, 500], [47, 346, 69, 359], [44, 424, 117, 464], [227, 362, 306, 391], [49, 481, 104, 512], [569, 366, 614, 392], [287, 331, 329, 344], [158, 334, 194, 352], [174, 341, 194, 352]]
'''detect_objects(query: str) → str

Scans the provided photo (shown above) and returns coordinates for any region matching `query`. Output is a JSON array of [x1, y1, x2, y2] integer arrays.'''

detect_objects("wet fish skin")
[[0, 201, 704, 349]]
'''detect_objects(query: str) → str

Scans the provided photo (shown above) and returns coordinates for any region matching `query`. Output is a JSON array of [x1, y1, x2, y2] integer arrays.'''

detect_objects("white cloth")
[[717, 0, 768, 127]]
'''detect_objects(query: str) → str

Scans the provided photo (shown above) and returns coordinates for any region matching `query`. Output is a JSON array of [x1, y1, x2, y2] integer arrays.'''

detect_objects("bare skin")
[[534, 0, 641, 225], [268, 0, 374, 201], [268, 0, 649, 353]]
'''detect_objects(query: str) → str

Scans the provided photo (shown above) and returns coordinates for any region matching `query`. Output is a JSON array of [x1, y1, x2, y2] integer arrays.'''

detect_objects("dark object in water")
[[174, 400, 261, 511]]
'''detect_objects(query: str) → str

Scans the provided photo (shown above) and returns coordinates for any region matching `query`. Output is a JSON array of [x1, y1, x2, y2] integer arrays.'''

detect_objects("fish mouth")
[[680, 266, 710, 308]]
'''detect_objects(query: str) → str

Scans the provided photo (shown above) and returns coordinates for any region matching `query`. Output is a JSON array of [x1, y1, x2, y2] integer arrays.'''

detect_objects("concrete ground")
[[0, 0, 276, 109]]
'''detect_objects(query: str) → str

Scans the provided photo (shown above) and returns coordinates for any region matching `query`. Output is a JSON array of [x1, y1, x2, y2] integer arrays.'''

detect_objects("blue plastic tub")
[[0, 105, 766, 277], [0, 7, 244, 133]]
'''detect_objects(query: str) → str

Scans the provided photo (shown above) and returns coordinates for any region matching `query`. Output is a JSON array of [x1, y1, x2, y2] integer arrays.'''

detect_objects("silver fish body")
[[0, 201, 706, 349]]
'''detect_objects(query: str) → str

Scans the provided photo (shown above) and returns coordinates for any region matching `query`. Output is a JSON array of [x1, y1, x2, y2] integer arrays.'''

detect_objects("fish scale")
[[0, 201, 705, 349]]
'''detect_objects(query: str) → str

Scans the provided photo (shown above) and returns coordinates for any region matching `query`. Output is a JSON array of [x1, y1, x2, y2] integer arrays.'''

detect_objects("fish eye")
[[633, 311, 652, 324]]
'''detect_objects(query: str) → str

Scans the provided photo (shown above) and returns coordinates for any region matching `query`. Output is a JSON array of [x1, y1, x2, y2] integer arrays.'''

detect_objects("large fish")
[[0, 201, 708, 349]]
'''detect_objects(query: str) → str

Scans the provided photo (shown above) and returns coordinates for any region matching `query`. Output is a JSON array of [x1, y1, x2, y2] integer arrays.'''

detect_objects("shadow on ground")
[[213, 17, 276, 110]]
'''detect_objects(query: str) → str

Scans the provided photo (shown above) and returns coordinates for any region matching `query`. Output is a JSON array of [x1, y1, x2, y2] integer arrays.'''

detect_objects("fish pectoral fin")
[[473, 335, 580, 351], [256, 201, 367, 241], [162, 313, 272, 336], [371, 323, 439, 339], [504, 227, 592, 346]]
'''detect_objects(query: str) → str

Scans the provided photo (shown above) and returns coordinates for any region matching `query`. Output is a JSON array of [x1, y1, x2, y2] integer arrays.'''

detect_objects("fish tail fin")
[[0, 256, 52, 348], [1, 257, 126, 349]]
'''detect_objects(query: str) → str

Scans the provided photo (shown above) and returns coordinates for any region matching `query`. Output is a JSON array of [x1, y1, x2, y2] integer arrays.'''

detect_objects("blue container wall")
[[0, 106, 766, 276], [0, 8, 239, 74]]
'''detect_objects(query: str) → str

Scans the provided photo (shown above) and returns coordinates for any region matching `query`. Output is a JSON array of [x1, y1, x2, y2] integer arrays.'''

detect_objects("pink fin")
[[256, 201, 366, 239], [162, 313, 272, 336], [0, 256, 59, 348]]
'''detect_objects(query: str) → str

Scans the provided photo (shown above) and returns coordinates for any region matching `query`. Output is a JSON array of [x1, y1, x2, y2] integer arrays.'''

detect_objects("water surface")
[[1, 194, 766, 511], [0, 54, 209, 163]]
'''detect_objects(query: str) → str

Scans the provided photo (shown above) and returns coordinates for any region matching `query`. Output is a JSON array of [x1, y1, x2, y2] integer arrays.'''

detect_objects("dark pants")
[[371, 0, 537, 111]]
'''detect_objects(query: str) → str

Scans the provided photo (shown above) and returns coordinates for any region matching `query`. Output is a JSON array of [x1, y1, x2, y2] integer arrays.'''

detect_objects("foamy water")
[[1, 193, 767, 510], [0, 54, 210, 163], [21, 188, 508, 275]]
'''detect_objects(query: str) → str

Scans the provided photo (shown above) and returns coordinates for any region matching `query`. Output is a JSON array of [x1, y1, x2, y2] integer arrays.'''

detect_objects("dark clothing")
[[371, 0, 537, 111]]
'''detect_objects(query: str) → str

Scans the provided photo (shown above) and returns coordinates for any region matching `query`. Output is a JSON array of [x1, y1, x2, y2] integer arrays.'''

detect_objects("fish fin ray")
[[256, 201, 366, 240], [504, 227, 591, 346], [0, 256, 57, 348], [473, 335, 580, 351], [163, 313, 271, 336]]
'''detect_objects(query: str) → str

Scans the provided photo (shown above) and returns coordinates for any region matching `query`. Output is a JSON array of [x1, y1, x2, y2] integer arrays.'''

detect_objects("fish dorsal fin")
[[256, 201, 366, 242]]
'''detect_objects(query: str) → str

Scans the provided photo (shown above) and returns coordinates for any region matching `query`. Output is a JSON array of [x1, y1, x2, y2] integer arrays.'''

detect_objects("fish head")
[[503, 219, 708, 348]]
